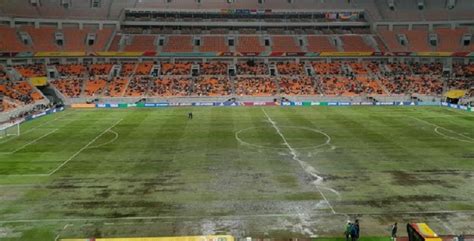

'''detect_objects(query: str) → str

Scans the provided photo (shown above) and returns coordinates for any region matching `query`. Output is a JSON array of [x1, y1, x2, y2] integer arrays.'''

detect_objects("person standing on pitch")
[[353, 219, 360, 241], [188, 112, 193, 119], [391, 223, 398, 241], [345, 221, 352, 241]]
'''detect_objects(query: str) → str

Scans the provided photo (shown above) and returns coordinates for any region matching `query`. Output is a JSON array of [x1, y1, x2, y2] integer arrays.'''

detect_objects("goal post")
[[0, 122, 20, 139]]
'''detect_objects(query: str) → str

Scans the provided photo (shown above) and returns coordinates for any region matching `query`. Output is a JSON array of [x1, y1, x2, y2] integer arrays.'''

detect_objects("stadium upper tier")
[[1, 25, 473, 53], [1, 0, 473, 22]]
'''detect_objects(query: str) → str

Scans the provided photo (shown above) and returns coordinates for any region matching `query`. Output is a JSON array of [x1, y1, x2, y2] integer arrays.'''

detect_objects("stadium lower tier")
[[0, 61, 473, 113]]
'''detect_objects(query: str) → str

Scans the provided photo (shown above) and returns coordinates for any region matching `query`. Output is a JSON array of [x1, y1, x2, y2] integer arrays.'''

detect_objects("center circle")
[[235, 126, 331, 150]]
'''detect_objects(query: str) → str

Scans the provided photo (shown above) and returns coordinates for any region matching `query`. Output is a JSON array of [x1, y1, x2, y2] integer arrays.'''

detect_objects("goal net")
[[0, 122, 20, 139]]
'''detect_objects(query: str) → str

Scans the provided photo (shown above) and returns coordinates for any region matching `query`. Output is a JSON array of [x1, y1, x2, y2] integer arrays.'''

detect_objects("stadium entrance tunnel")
[[235, 126, 331, 150]]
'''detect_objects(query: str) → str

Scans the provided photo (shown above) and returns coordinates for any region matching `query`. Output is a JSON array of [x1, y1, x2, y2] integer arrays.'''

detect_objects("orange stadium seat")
[[271, 36, 301, 52], [306, 36, 337, 52], [135, 62, 154, 75], [84, 77, 107, 96], [20, 26, 59, 52], [0, 25, 29, 52], [236, 36, 265, 52], [200, 36, 229, 52], [340, 35, 375, 52], [162, 36, 193, 52], [63, 27, 88, 51], [124, 35, 156, 52]]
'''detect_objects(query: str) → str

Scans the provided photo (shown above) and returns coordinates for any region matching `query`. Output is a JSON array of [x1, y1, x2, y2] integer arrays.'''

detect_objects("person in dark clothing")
[[354, 219, 360, 241], [351, 221, 358, 241], [188, 112, 193, 119], [391, 223, 398, 241]]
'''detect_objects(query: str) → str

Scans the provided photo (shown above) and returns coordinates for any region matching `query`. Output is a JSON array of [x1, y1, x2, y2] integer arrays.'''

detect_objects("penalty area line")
[[46, 118, 123, 176]]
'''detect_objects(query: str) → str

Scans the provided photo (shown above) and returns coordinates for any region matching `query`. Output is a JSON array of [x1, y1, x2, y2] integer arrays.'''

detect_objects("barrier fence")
[[71, 101, 473, 112]]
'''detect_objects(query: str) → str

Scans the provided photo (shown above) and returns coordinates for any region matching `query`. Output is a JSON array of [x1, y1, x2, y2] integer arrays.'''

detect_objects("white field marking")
[[0, 129, 58, 155], [2, 209, 474, 224], [0, 112, 73, 145], [411, 117, 474, 143], [435, 127, 474, 144], [435, 217, 455, 235], [87, 129, 119, 149], [261, 108, 337, 214], [46, 118, 123, 176], [0, 119, 123, 178], [235, 126, 331, 150]]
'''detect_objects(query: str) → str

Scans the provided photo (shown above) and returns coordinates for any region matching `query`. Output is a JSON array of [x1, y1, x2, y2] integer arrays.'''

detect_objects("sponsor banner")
[[235, 52, 261, 57], [376, 102, 394, 106], [254, 102, 277, 106], [320, 52, 373, 57], [417, 102, 438, 106], [192, 102, 214, 106], [96, 103, 107, 108], [109, 103, 119, 108], [302, 102, 311, 106], [35, 51, 85, 57], [459, 105, 468, 110], [24, 107, 64, 122], [328, 102, 338, 106], [360, 102, 375, 105], [169, 102, 192, 106], [338, 102, 351, 106], [96, 51, 144, 57], [451, 52, 470, 57], [441, 102, 449, 107], [416, 52, 452, 57], [142, 51, 157, 56], [30, 77, 48, 86], [139, 103, 170, 107], [72, 103, 95, 108], [118, 103, 128, 108], [0, 52, 19, 57]]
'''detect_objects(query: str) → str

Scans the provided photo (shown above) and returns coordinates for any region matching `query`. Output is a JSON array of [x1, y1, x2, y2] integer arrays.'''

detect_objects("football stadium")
[[0, 0, 473, 240]]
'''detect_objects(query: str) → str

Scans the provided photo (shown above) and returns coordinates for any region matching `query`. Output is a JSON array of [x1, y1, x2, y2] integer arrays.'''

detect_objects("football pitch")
[[0, 106, 473, 240]]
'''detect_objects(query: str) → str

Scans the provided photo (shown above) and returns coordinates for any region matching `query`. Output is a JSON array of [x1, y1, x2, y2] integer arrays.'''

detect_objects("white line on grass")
[[46, 118, 123, 176], [411, 117, 474, 143], [261, 108, 337, 214], [2, 129, 58, 154], [0, 112, 73, 145], [87, 129, 119, 149]]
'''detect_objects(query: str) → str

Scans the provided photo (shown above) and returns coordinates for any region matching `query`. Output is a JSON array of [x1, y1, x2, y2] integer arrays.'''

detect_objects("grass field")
[[0, 106, 473, 240]]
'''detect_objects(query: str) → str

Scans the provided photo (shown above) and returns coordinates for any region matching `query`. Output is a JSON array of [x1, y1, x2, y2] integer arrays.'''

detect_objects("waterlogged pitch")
[[0, 107, 473, 240]]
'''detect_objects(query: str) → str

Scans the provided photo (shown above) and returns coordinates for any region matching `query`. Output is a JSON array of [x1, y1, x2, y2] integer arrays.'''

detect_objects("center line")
[[261, 108, 336, 214]]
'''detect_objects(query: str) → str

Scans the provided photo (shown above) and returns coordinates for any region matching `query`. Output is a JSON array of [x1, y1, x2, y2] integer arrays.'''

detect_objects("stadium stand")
[[50, 78, 82, 98], [306, 36, 337, 52], [271, 36, 301, 52], [0, 25, 29, 52], [162, 36, 193, 52], [193, 77, 231, 96], [124, 35, 156, 52], [279, 76, 317, 95], [200, 62, 228, 75], [161, 62, 192, 75], [340, 35, 375, 52], [236, 36, 265, 53], [14, 64, 46, 78], [20, 25, 59, 52], [237, 62, 269, 75], [235, 77, 277, 96], [200, 36, 229, 52], [84, 77, 107, 97]]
